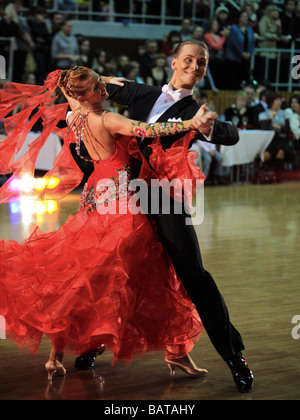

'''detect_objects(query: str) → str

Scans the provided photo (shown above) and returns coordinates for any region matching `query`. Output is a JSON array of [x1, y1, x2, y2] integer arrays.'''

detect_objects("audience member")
[[191, 25, 204, 41], [122, 61, 144, 83], [49, 11, 63, 38], [92, 49, 109, 75], [77, 37, 94, 68], [5, 0, 35, 83], [241, 2, 259, 34], [204, 18, 227, 88], [224, 11, 255, 89], [51, 19, 79, 70], [279, 0, 297, 82], [146, 53, 171, 86], [215, 6, 231, 37], [116, 55, 130, 77], [293, 0, 300, 45], [196, 139, 225, 184], [138, 39, 158, 79], [258, 91, 292, 170], [27, 6, 50, 84], [221, 91, 253, 128], [0, 12, 19, 67], [250, 89, 271, 128], [255, 5, 282, 83], [161, 30, 182, 57], [179, 18, 193, 40], [243, 84, 258, 107], [285, 94, 300, 163]]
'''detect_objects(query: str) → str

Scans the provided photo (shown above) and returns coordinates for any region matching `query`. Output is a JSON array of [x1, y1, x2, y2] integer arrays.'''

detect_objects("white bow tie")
[[161, 84, 183, 102]]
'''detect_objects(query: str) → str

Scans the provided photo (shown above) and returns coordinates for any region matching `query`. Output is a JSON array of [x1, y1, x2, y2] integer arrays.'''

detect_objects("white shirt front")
[[146, 83, 194, 124]]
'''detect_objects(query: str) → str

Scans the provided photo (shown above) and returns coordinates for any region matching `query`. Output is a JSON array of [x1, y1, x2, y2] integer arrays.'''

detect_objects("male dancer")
[[75, 40, 254, 393]]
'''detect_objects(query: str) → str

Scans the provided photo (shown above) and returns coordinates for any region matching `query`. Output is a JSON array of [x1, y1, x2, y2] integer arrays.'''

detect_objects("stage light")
[[47, 177, 60, 189]]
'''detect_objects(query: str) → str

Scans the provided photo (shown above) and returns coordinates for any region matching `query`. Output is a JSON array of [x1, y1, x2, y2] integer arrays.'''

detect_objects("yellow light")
[[47, 177, 60, 189], [35, 178, 48, 191], [47, 200, 58, 214], [34, 201, 47, 216]]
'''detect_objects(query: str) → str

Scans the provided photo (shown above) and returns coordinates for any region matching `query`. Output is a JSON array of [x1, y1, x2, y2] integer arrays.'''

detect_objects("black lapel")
[[133, 87, 162, 121], [156, 95, 196, 122]]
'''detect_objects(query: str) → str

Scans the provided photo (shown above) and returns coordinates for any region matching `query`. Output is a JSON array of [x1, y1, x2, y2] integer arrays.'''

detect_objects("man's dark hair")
[[173, 40, 209, 58]]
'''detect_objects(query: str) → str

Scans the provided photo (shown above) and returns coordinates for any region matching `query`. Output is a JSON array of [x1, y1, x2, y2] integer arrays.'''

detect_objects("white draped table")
[[220, 130, 275, 167], [0, 132, 62, 171]]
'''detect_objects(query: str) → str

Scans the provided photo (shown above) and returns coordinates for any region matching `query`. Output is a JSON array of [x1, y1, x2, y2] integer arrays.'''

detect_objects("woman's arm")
[[60, 86, 80, 112], [103, 105, 218, 138]]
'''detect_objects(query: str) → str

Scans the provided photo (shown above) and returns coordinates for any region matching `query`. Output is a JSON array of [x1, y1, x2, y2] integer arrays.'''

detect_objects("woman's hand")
[[109, 77, 133, 86]]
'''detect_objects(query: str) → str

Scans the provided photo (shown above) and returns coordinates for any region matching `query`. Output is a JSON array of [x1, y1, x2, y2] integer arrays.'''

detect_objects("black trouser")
[[147, 189, 245, 361]]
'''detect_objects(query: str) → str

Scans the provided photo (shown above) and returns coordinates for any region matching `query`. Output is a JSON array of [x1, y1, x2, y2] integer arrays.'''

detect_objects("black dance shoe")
[[74, 345, 105, 370], [226, 353, 254, 393]]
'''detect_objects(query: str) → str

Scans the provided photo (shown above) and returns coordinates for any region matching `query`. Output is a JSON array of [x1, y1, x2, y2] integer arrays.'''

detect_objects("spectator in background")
[[215, 6, 231, 37], [146, 53, 171, 86], [241, 2, 259, 34], [224, 11, 255, 90], [250, 89, 271, 128], [221, 91, 253, 129], [77, 37, 94, 68], [92, 49, 109, 75], [138, 39, 158, 80], [161, 30, 182, 57], [179, 18, 193, 40], [243, 84, 258, 107], [279, 0, 296, 40], [27, 6, 50, 84], [256, 5, 282, 83], [0, 12, 19, 69], [49, 11, 63, 38], [192, 25, 204, 42], [279, 0, 297, 82], [204, 18, 227, 88], [122, 61, 144, 83], [116, 55, 130, 77], [5, 0, 35, 83], [196, 139, 225, 185], [51, 19, 79, 70], [292, 0, 300, 45], [285, 94, 300, 158], [259, 91, 292, 170]]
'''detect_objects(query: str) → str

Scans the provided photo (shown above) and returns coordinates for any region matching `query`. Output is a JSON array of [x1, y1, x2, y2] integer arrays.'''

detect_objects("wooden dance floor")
[[0, 181, 300, 401]]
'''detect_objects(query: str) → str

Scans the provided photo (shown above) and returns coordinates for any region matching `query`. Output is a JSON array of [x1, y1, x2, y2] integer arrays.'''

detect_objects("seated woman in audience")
[[220, 91, 252, 128], [258, 91, 292, 169]]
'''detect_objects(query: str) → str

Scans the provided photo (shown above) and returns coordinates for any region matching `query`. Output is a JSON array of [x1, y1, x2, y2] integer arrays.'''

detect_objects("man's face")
[[171, 44, 208, 89]]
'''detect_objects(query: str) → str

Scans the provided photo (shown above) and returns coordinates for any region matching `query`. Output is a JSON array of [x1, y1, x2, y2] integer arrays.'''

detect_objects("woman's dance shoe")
[[165, 354, 208, 377], [45, 359, 67, 382]]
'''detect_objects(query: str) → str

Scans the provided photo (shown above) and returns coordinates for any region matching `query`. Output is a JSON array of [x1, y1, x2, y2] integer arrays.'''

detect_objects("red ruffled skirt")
[[0, 204, 203, 363]]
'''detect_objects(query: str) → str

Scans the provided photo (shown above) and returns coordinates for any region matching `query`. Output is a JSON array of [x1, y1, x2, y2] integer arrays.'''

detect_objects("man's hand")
[[192, 104, 218, 136]]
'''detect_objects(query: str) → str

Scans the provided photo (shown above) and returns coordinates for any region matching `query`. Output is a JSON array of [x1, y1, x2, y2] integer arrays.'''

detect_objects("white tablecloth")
[[220, 130, 275, 167], [0, 132, 62, 171]]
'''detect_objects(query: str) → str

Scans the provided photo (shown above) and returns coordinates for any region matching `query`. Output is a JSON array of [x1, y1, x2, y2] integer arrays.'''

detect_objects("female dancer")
[[0, 67, 212, 381]]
